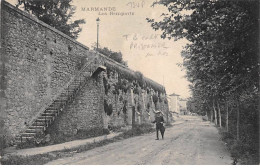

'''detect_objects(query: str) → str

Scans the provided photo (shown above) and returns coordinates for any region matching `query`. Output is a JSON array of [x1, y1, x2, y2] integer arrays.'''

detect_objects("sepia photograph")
[[0, 0, 259, 165]]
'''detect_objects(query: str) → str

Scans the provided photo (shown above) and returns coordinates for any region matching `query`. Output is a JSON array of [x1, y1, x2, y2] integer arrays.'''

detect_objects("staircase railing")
[[27, 54, 98, 128]]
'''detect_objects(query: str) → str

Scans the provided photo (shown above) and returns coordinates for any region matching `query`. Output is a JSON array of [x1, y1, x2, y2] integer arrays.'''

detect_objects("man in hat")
[[152, 110, 165, 140]]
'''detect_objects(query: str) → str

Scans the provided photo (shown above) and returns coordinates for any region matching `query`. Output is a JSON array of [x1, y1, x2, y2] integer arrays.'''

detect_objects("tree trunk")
[[132, 106, 136, 128], [207, 103, 213, 122], [217, 100, 222, 128], [213, 100, 218, 125], [236, 100, 240, 140], [210, 110, 213, 122], [226, 100, 229, 132]]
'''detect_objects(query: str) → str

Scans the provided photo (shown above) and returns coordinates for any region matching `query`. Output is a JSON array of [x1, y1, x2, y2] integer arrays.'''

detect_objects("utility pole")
[[96, 17, 100, 50]]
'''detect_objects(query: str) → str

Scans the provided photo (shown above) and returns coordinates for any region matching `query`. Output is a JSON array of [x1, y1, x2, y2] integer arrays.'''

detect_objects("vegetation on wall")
[[147, 102, 150, 110], [164, 99, 168, 104], [103, 77, 110, 95], [103, 61, 165, 94], [159, 93, 163, 103], [137, 103, 141, 112], [123, 101, 128, 124], [104, 99, 113, 116], [152, 95, 158, 105], [133, 83, 141, 95], [123, 100, 127, 114]]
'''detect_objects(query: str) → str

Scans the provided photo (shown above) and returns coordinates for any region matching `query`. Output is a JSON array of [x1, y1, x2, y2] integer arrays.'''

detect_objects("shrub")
[[104, 99, 113, 116], [152, 95, 158, 104]]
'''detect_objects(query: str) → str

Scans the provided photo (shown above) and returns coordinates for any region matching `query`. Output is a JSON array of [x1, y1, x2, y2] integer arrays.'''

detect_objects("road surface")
[[46, 116, 232, 165]]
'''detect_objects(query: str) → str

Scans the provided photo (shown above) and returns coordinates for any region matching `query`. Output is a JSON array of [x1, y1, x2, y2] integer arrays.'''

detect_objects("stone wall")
[[98, 55, 169, 128], [1, 1, 169, 147], [0, 0, 7, 152], [1, 2, 94, 144], [46, 76, 104, 138]]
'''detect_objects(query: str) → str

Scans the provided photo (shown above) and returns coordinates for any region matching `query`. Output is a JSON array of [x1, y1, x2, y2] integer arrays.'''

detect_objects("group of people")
[[152, 110, 165, 140]]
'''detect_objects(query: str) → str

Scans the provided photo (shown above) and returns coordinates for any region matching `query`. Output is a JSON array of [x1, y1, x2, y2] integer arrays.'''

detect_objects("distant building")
[[179, 99, 188, 115], [168, 93, 180, 114], [167, 93, 188, 115]]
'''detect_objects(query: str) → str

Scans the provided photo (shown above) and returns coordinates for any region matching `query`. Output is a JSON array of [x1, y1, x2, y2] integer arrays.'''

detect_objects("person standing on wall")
[[152, 110, 165, 140]]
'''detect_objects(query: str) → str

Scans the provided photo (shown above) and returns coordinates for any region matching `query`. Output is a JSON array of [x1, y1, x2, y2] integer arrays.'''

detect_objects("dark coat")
[[152, 116, 165, 131]]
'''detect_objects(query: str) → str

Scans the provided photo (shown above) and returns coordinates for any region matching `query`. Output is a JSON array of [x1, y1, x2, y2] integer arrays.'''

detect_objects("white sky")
[[7, 0, 191, 98]]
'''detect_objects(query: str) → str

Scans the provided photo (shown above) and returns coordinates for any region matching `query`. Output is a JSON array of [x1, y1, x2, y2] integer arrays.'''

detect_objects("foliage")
[[152, 95, 158, 104], [137, 103, 141, 112], [147, 102, 150, 109], [104, 61, 166, 94], [16, 0, 85, 39], [135, 71, 145, 88], [159, 93, 163, 103], [103, 77, 110, 95], [123, 100, 127, 115], [104, 99, 113, 116], [93, 44, 127, 66], [147, 0, 259, 164]]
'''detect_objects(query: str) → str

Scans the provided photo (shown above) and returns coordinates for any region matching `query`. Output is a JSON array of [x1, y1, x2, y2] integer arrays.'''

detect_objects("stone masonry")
[[1, 1, 169, 148]]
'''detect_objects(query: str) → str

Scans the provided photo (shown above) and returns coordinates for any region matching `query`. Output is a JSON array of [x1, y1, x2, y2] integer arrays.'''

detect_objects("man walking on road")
[[152, 110, 165, 140]]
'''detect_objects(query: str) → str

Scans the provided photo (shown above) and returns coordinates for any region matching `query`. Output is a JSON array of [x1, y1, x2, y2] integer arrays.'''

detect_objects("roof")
[[169, 93, 180, 96]]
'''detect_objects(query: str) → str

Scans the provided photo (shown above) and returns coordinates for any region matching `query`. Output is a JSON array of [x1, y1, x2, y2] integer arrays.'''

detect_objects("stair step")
[[45, 109, 57, 112], [16, 137, 35, 143], [47, 106, 59, 110], [25, 129, 43, 133], [42, 113, 56, 116], [36, 118, 51, 122], [16, 136, 35, 140], [32, 122, 46, 126], [21, 133, 36, 137], [48, 105, 61, 109], [51, 101, 65, 105], [29, 126, 46, 131], [38, 116, 54, 120]]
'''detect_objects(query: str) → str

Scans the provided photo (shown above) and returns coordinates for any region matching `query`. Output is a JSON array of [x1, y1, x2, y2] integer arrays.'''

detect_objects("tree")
[[16, 0, 85, 39], [92, 43, 128, 66], [147, 0, 259, 164]]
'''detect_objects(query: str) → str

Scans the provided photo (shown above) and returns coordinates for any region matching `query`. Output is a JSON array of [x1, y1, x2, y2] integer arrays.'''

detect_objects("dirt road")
[[46, 116, 232, 165]]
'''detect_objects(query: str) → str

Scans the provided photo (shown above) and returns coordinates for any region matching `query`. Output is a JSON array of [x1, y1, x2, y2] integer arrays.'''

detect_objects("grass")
[[1, 123, 157, 165], [218, 128, 259, 165]]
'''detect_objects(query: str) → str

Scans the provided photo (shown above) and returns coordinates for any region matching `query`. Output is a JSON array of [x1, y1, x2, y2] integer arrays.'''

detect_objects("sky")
[[7, 0, 191, 98]]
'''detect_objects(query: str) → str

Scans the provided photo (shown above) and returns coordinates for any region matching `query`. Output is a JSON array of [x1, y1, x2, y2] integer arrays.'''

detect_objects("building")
[[178, 98, 188, 115], [168, 93, 188, 115], [168, 93, 180, 113]]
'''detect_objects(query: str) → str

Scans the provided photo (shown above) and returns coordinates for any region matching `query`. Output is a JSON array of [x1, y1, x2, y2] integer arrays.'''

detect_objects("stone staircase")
[[15, 55, 105, 147]]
